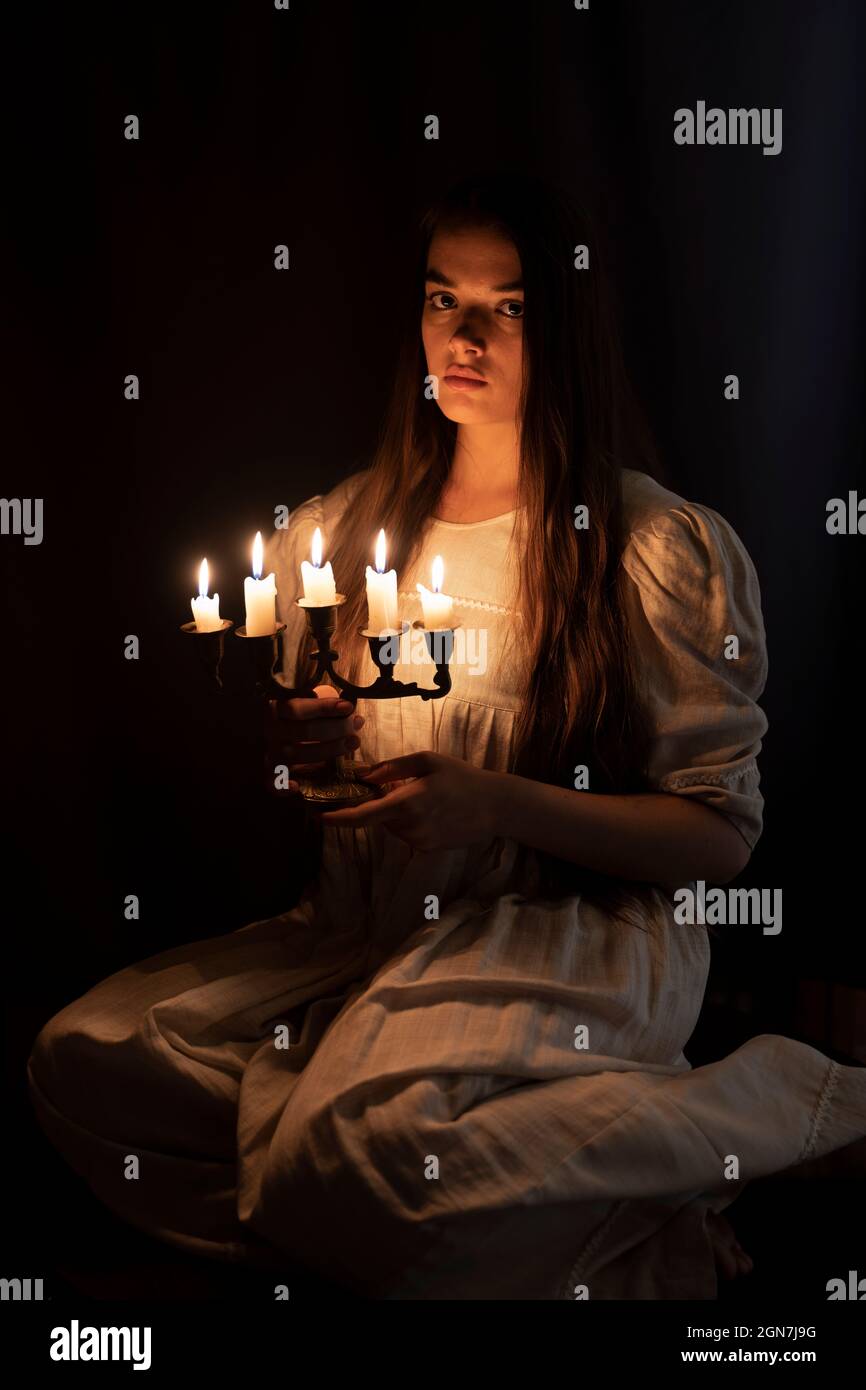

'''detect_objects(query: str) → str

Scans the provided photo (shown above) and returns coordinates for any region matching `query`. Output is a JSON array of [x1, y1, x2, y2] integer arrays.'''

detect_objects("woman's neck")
[[436, 423, 521, 522]]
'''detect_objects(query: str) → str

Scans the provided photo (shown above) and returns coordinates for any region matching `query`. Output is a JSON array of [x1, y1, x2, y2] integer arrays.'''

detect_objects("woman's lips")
[[444, 376, 487, 392]]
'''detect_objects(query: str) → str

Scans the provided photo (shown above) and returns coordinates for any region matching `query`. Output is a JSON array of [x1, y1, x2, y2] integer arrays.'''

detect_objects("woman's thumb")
[[360, 753, 428, 782], [358, 760, 389, 780]]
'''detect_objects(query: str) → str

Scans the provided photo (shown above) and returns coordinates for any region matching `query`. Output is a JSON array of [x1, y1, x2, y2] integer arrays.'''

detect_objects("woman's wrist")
[[485, 769, 517, 840], [484, 768, 577, 848]]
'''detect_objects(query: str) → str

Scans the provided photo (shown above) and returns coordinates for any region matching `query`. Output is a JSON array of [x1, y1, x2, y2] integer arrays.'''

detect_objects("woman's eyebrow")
[[425, 266, 524, 292]]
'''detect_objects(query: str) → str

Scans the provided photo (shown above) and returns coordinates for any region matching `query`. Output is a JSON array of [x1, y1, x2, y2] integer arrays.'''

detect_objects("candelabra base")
[[295, 758, 386, 810]]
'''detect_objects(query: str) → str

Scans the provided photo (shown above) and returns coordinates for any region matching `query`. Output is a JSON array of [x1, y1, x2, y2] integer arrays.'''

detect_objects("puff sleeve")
[[620, 501, 769, 851], [261, 495, 325, 693]]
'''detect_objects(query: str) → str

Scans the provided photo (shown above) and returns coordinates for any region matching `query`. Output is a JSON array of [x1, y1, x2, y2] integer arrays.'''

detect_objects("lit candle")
[[416, 554, 454, 628], [365, 528, 399, 633], [191, 558, 222, 632], [301, 526, 337, 605], [244, 531, 277, 635]]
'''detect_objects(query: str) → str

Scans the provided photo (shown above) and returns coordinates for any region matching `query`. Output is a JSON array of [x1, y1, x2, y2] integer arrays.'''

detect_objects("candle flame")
[[375, 527, 387, 573], [432, 554, 443, 594], [198, 558, 209, 598], [311, 526, 322, 567], [252, 531, 263, 580]]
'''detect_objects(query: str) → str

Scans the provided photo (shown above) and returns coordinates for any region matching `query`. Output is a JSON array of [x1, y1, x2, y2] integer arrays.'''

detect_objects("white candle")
[[365, 528, 399, 633], [191, 558, 222, 632], [244, 530, 277, 635], [300, 526, 337, 605], [416, 554, 454, 628]]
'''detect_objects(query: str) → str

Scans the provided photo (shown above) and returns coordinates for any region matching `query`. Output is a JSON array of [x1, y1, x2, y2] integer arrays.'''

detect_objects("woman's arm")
[[321, 751, 751, 884], [489, 771, 751, 884]]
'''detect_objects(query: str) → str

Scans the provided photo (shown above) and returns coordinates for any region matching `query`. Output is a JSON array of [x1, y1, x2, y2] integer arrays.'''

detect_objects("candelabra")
[[181, 594, 460, 808]]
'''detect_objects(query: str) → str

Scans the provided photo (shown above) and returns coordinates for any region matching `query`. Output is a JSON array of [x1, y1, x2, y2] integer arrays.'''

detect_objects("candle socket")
[[411, 619, 457, 668], [180, 597, 461, 812], [295, 596, 461, 704], [234, 621, 289, 698], [179, 618, 234, 688]]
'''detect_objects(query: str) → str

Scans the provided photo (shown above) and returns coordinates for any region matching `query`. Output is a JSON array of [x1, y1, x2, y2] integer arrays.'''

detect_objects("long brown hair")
[[305, 171, 665, 922]]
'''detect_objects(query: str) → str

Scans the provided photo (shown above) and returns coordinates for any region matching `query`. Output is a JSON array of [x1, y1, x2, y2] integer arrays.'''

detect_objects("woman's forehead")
[[426, 227, 522, 287]]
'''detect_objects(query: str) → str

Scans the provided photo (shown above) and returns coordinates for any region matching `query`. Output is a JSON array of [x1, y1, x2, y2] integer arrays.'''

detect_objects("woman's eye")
[[426, 292, 523, 318]]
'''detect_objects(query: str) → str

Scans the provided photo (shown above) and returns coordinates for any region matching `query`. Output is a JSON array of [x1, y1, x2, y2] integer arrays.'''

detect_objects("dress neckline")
[[430, 507, 522, 530]]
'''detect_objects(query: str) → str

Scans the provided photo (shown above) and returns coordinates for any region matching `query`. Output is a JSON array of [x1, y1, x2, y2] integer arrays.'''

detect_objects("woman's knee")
[[29, 972, 243, 1164], [28, 991, 101, 1105]]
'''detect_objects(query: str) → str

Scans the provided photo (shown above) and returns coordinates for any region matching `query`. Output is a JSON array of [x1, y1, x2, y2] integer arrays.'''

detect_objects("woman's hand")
[[264, 683, 365, 793], [318, 750, 503, 850]]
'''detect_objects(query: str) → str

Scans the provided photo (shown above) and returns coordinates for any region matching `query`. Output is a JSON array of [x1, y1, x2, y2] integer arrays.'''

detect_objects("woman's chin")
[[436, 400, 499, 426]]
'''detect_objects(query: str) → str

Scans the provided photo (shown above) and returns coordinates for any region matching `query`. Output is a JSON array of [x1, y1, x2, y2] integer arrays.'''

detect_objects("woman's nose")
[[449, 323, 485, 352]]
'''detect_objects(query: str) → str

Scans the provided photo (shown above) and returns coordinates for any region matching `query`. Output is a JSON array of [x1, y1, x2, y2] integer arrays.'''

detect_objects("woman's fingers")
[[301, 715, 362, 742], [263, 690, 365, 781], [319, 781, 414, 827], [277, 736, 361, 766], [264, 688, 359, 793], [269, 700, 364, 745], [273, 695, 353, 721]]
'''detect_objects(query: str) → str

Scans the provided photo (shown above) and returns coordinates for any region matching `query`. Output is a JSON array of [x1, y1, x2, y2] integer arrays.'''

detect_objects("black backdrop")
[[5, 0, 865, 1106]]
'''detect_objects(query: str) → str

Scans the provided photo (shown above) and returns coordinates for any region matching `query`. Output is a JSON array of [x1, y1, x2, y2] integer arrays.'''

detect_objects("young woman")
[[28, 172, 866, 1299]]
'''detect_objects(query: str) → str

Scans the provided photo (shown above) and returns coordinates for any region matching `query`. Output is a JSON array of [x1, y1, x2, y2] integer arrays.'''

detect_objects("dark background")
[[3, 0, 865, 1301]]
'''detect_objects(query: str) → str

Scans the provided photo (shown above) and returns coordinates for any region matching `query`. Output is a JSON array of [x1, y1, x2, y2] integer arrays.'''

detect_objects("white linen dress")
[[27, 467, 866, 1299]]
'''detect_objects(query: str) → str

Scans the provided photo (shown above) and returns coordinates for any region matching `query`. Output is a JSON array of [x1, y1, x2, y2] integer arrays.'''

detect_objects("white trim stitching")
[[662, 764, 759, 790], [397, 589, 517, 616], [800, 1059, 842, 1164]]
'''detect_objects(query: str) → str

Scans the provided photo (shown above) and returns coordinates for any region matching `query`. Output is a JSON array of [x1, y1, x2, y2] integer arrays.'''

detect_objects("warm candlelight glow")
[[301, 526, 337, 605], [244, 530, 277, 634], [191, 557, 222, 631], [365, 527, 399, 632], [416, 553, 454, 628]]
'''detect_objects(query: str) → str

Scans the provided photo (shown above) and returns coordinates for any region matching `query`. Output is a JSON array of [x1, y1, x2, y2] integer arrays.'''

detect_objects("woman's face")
[[421, 226, 524, 427]]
